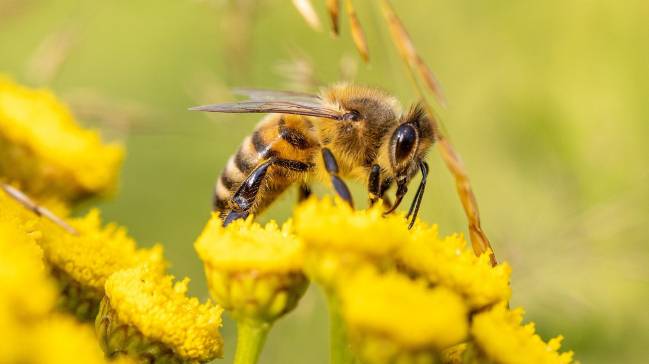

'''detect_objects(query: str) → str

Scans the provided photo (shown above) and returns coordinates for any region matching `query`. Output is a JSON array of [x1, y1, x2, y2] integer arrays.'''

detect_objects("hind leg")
[[223, 158, 312, 226]]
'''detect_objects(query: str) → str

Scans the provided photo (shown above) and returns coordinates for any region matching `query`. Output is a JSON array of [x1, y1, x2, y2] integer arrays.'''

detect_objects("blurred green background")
[[1, 1, 648, 362]]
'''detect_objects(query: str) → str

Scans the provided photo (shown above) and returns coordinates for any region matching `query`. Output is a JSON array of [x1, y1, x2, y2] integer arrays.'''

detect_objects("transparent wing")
[[190, 100, 343, 120]]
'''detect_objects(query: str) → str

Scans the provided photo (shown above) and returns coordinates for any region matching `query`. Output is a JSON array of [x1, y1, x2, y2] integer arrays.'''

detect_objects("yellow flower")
[[30, 315, 111, 364], [0, 217, 56, 320], [293, 197, 409, 287], [339, 268, 469, 364], [398, 223, 511, 309], [100, 265, 223, 362], [471, 304, 574, 364], [0, 75, 123, 202], [36, 209, 165, 320], [195, 215, 308, 323]]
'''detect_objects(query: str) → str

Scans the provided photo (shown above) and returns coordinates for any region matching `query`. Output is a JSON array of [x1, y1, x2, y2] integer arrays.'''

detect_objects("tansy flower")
[[30, 315, 117, 364], [36, 209, 165, 321], [0, 217, 56, 320], [195, 216, 307, 323], [98, 265, 223, 363], [0, 75, 123, 203], [0, 218, 57, 363], [471, 304, 574, 364], [195, 216, 308, 364], [398, 223, 511, 310], [293, 197, 409, 287], [339, 268, 469, 364]]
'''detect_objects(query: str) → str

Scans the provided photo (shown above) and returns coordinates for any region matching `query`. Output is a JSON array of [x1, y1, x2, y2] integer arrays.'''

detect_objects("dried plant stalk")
[[326, 0, 340, 35], [292, 0, 322, 31], [24, 29, 74, 85], [379, 0, 496, 265], [437, 139, 497, 266], [379, 0, 446, 107], [345, 0, 369, 62], [1, 183, 78, 235]]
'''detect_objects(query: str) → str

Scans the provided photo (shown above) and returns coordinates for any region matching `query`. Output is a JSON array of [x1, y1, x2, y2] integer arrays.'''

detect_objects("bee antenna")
[[406, 161, 428, 229]]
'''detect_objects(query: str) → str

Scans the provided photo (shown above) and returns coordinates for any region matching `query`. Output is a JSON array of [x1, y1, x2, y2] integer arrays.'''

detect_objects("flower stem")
[[233, 320, 270, 364], [327, 294, 355, 364]]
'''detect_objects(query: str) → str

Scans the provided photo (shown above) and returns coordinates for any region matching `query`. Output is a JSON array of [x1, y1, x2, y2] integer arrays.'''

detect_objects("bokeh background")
[[1, 1, 648, 362]]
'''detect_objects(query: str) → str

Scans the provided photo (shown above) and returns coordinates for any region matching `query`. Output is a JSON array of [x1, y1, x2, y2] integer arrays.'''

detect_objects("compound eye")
[[392, 123, 418, 161], [342, 110, 361, 121]]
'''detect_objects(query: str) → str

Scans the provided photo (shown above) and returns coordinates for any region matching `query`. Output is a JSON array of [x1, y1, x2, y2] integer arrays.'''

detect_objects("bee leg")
[[298, 184, 312, 202], [379, 177, 393, 209], [224, 159, 274, 226], [368, 164, 381, 206], [322, 148, 354, 207], [223, 210, 250, 226]]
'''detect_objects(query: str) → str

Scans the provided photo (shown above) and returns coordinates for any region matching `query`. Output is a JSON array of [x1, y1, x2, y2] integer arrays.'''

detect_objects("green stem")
[[327, 294, 355, 364], [233, 320, 270, 364]]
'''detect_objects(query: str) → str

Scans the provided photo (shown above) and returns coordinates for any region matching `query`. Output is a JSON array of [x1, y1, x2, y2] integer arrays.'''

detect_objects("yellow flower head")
[[101, 265, 224, 362], [0, 217, 56, 320], [195, 216, 308, 323], [30, 315, 110, 364], [38, 209, 165, 291], [0, 75, 123, 202], [339, 268, 469, 363], [471, 304, 574, 364], [195, 215, 303, 273], [399, 223, 511, 309], [293, 197, 410, 286]]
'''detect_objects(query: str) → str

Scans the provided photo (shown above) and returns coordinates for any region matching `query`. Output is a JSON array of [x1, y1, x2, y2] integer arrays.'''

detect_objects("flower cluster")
[[0, 75, 123, 203], [99, 265, 223, 362], [0, 78, 223, 364], [0, 77, 575, 364]]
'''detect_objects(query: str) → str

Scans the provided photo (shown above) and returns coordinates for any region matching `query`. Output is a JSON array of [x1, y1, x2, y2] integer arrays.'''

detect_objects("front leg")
[[368, 164, 381, 206], [321, 148, 353, 207]]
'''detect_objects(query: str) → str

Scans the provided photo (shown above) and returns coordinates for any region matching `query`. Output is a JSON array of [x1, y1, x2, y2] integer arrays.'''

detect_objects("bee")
[[191, 84, 435, 228]]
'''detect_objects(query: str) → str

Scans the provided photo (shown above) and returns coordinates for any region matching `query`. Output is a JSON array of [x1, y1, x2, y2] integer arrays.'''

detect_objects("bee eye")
[[342, 110, 361, 121], [392, 124, 418, 161]]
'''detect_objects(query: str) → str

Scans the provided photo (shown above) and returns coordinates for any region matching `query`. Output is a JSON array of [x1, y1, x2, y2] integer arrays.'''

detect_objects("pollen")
[[471, 304, 574, 364], [0, 75, 123, 202], [103, 265, 224, 362]]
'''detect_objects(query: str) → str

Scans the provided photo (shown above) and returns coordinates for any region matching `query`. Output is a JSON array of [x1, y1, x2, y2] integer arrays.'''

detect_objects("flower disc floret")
[[471, 304, 574, 364], [195, 215, 303, 273], [37, 209, 165, 291], [399, 223, 511, 309], [340, 269, 469, 352], [104, 265, 223, 362], [294, 197, 409, 255]]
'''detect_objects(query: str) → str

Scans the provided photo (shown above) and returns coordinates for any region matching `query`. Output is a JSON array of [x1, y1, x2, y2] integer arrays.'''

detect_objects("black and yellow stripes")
[[213, 114, 318, 215]]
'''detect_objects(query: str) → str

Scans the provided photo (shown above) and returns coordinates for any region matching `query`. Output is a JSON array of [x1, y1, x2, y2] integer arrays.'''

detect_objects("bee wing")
[[231, 88, 321, 102], [190, 100, 343, 120]]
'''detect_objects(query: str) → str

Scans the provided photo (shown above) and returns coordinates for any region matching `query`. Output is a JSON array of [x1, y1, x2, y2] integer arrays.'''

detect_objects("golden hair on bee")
[[191, 83, 435, 228]]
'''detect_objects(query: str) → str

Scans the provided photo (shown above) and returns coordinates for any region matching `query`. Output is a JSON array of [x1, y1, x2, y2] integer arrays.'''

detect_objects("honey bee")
[[191, 84, 436, 228]]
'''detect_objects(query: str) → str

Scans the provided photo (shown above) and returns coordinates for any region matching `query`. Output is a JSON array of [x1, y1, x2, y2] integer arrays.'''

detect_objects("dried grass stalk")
[[379, 0, 496, 265], [345, 0, 369, 62], [1, 183, 78, 235], [326, 0, 340, 35], [379, 0, 446, 107], [292, 0, 322, 31]]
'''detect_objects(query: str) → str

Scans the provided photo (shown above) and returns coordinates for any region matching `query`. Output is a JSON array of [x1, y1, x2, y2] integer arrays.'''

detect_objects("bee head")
[[388, 103, 436, 190]]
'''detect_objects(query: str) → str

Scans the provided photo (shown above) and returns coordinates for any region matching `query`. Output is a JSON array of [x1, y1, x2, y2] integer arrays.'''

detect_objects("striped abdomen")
[[213, 114, 319, 217]]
